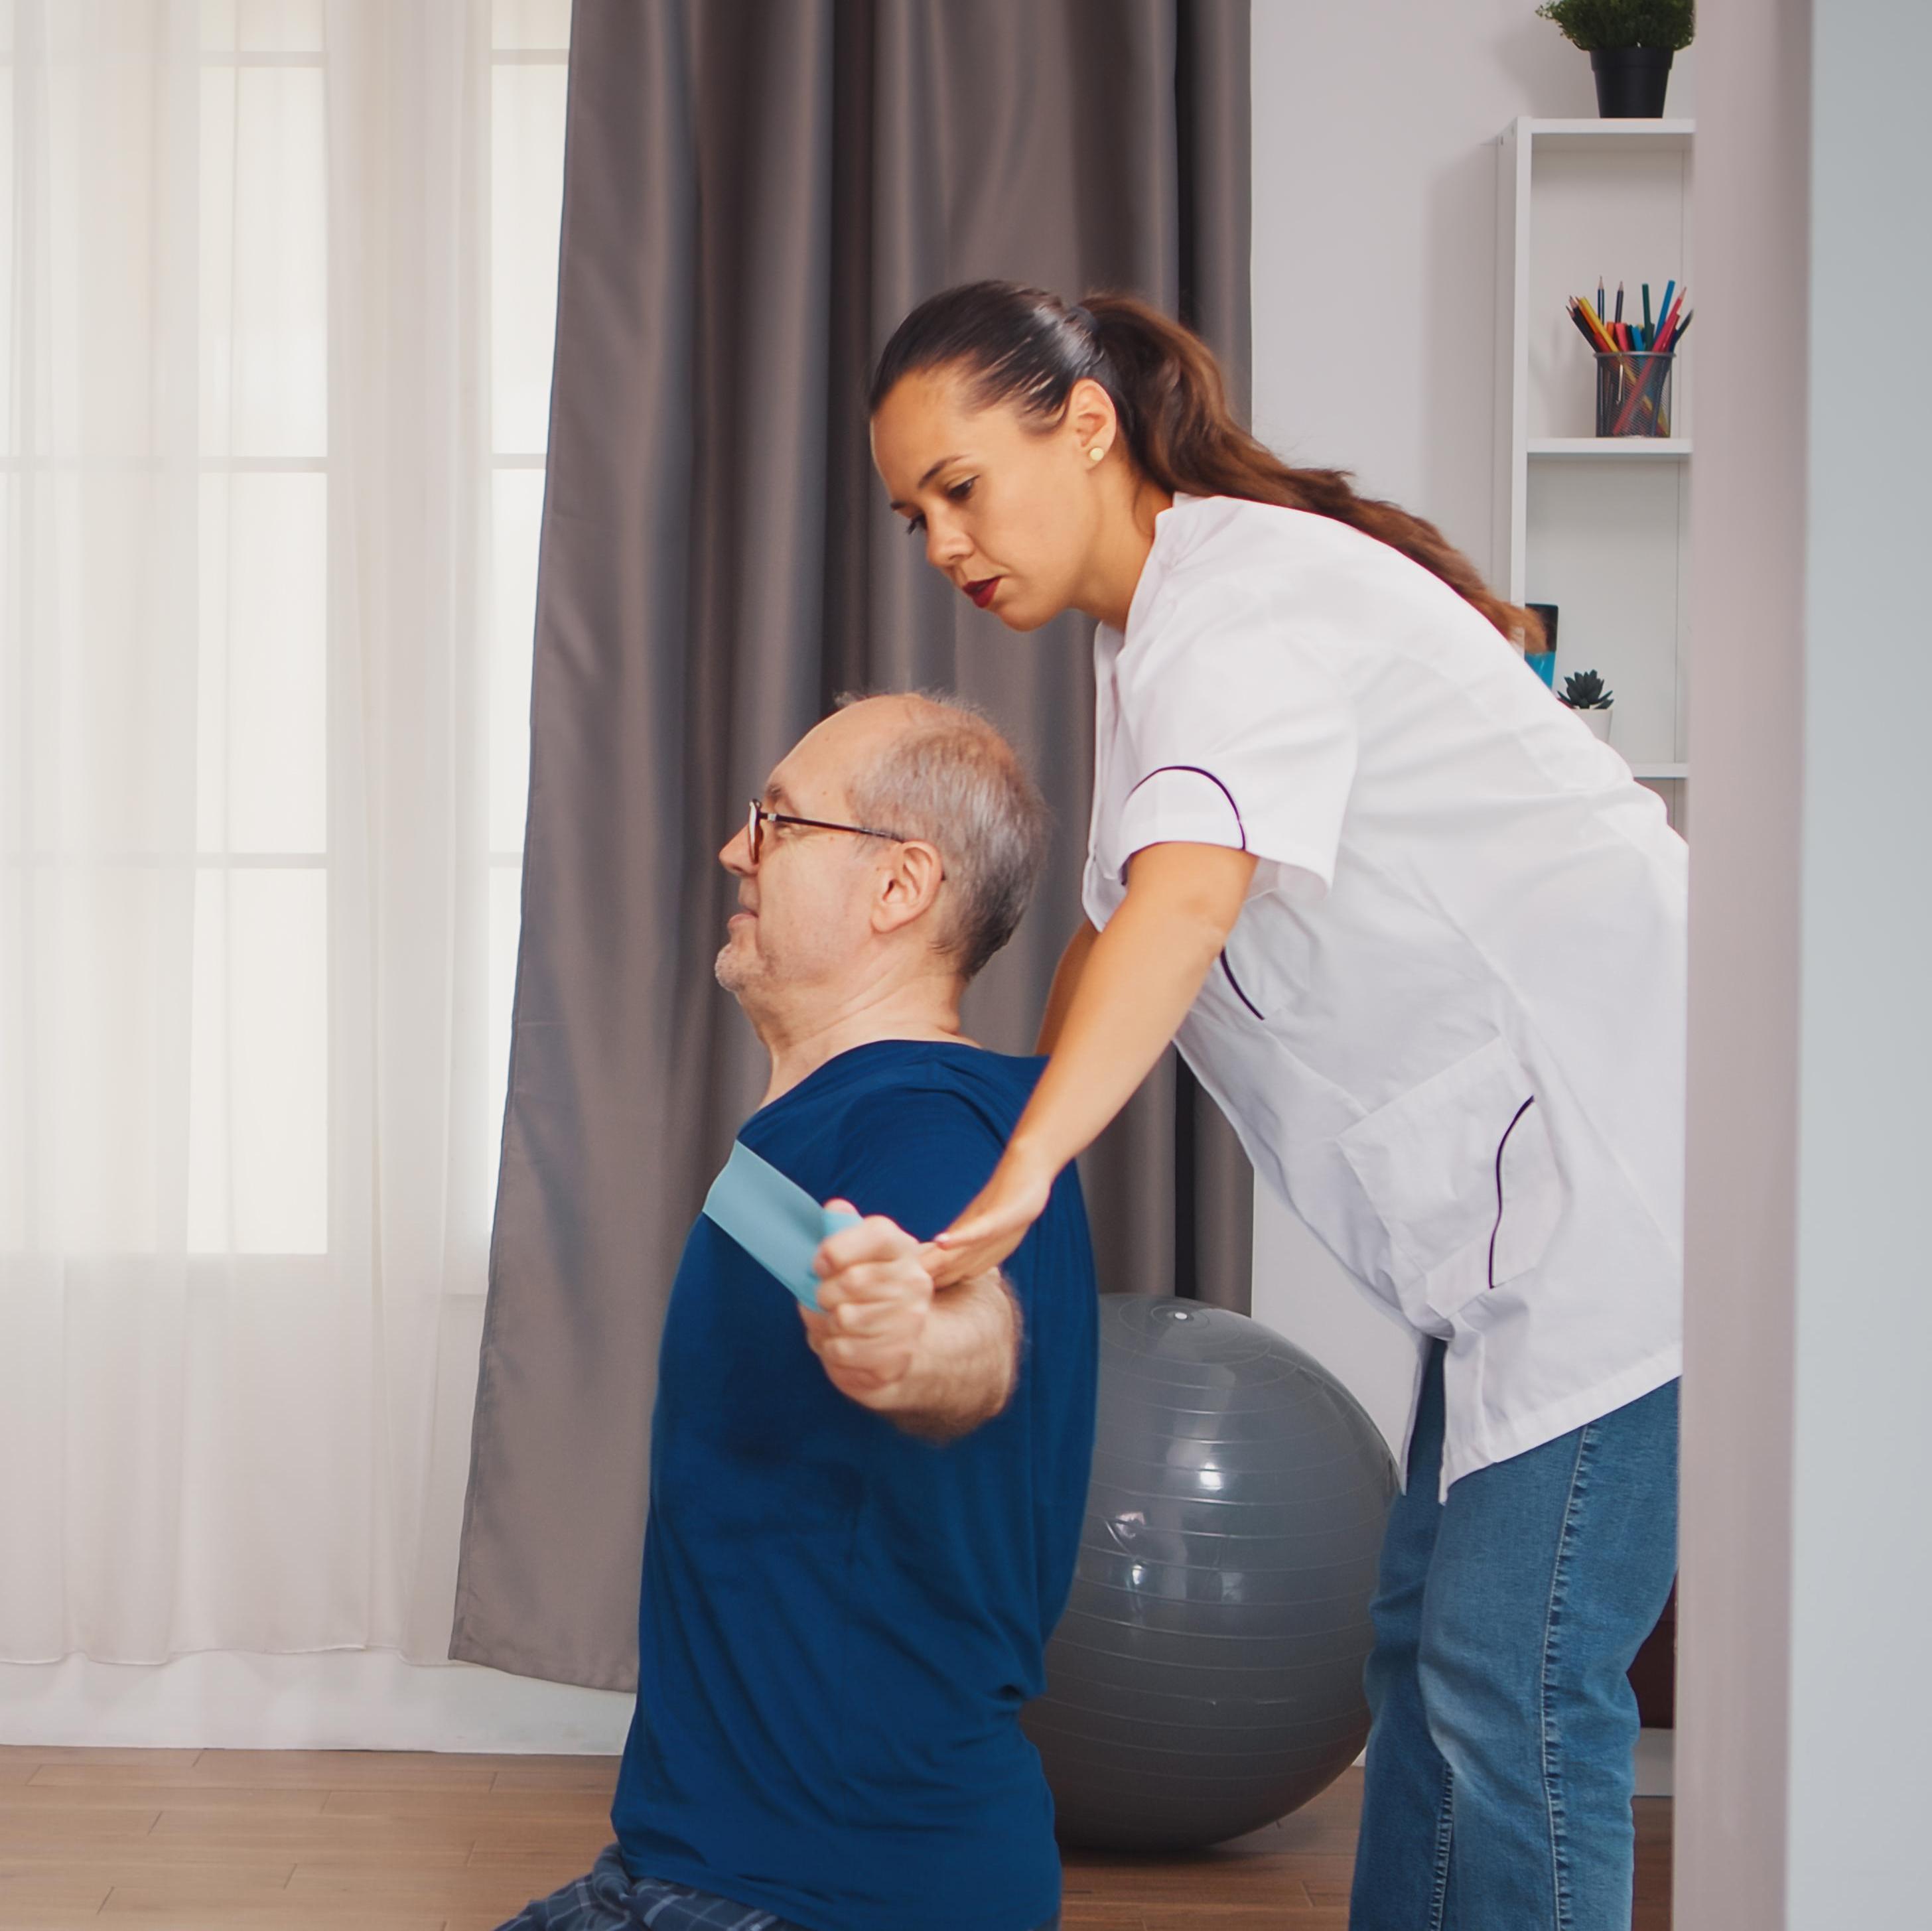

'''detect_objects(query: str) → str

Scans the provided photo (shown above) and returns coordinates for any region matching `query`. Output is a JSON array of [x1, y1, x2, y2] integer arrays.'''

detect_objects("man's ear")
[[873, 841, 946, 936]]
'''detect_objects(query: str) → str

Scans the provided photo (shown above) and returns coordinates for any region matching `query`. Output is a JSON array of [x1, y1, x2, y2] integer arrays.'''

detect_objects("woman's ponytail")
[[871, 282, 1544, 651]]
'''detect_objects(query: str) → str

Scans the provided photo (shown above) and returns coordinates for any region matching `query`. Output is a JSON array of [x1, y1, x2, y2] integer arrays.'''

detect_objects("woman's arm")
[[1036, 919, 1099, 1054], [928, 842, 1257, 1286]]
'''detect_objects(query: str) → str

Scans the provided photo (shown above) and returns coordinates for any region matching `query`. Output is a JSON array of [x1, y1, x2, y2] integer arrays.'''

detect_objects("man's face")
[[715, 700, 912, 1010]]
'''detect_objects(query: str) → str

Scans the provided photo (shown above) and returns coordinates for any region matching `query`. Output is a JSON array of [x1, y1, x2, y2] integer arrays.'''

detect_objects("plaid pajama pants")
[[492, 1846, 806, 1930], [493, 1841, 1062, 1931]]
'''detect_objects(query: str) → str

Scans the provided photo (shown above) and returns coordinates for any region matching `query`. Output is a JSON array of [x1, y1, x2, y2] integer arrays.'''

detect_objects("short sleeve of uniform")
[[1115, 573, 1359, 901]]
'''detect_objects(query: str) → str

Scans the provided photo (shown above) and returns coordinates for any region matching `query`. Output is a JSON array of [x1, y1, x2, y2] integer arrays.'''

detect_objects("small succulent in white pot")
[[1560, 669, 1616, 741]]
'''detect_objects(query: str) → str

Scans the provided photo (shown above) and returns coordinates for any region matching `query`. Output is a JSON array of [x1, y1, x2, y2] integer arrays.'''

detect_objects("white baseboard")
[[0, 1650, 633, 1755]]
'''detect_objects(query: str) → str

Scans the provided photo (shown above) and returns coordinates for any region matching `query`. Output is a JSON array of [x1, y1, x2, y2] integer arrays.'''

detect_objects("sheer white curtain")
[[0, 0, 566, 1668]]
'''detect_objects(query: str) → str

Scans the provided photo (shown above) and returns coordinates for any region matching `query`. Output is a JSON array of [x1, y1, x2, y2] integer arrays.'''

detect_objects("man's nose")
[[721, 827, 754, 875]]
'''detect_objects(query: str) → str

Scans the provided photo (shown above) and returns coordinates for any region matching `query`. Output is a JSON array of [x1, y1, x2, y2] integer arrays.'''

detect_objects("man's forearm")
[[877, 1269, 1020, 1441]]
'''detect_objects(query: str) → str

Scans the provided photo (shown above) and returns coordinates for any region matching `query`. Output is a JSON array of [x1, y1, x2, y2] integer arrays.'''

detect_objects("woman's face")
[[870, 368, 1111, 632]]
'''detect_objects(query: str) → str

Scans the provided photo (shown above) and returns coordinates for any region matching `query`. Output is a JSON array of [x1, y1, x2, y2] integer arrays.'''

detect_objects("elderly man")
[[498, 695, 1098, 1931]]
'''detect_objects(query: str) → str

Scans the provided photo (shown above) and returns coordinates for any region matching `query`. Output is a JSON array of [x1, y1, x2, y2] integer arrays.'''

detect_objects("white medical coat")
[[1081, 494, 1686, 1496]]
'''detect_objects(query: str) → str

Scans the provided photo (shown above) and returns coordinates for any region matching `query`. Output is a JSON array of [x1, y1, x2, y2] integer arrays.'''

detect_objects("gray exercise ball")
[[1024, 1296, 1399, 1851]]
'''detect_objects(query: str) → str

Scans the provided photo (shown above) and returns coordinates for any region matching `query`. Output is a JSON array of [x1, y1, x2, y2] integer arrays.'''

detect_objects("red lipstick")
[[965, 576, 1001, 610]]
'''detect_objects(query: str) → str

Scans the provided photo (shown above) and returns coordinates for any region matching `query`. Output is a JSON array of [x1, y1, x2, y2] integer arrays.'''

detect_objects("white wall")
[[1246, 4, 1694, 1444], [1783, 0, 1932, 1904], [1672, 3, 1805, 1915], [1679, 1, 1932, 1924]]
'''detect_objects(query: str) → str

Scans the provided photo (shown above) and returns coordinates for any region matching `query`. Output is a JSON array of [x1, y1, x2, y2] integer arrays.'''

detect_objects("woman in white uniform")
[[867, 283, 1683, 1931]]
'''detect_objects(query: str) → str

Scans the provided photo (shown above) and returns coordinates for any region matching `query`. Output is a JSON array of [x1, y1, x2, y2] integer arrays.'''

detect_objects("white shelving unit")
[[1494, 118, 1694, 823], [1527, 437, 1691, 460]]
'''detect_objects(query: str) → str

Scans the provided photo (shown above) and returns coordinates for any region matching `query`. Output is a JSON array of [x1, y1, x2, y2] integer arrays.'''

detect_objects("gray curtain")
[[452, 0, 1252, 1691]]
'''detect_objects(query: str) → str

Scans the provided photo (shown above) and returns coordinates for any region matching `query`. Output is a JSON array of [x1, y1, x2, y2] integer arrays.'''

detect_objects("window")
[[193, 0, 332, 1253], [1, 1, 571, 1256], [487, 0, 571, 1220], [0, 0, 577, 1664]]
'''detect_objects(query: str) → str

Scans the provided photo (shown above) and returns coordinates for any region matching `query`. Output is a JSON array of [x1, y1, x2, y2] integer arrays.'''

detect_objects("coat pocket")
[[1336, 1037, 1564, 1323]]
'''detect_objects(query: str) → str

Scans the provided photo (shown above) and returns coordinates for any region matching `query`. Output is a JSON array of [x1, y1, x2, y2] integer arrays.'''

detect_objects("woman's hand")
[[924, 1144, 1058, 1289]]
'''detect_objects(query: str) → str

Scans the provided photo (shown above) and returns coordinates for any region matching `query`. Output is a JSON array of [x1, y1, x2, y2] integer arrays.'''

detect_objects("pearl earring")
[[1089, 445, 1105, 464]]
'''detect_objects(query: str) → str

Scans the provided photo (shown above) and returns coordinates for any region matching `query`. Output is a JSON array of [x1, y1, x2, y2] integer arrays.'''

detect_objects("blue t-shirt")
[[610, 1041, 1099, 1931]]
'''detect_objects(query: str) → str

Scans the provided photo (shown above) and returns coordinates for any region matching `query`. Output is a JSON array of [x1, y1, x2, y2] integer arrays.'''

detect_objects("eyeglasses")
[[745, 798, 918, 866]]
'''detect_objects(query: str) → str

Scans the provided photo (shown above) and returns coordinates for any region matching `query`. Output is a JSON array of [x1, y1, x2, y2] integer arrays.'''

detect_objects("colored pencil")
[[1611, 329, 1664, 433], [1612, 308, 1685, 435], [1576, 300, 1657, 428], [1620, 289, 1682, 431], [1652, 289, 1687, 352], [1573, 297, 1619, 354], [1641, 283, 1653, 341]]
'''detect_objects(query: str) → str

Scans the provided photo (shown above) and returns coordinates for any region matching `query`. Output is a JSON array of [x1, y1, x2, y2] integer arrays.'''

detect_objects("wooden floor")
[[0, 1749, 1671, 1929]]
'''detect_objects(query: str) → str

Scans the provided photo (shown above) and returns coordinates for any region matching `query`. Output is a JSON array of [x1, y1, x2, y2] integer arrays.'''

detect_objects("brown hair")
[[868, 281, 1543, 650]]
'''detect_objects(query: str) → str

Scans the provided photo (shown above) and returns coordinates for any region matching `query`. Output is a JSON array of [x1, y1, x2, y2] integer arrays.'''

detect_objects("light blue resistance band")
[[701, 1139, 861, 1311]]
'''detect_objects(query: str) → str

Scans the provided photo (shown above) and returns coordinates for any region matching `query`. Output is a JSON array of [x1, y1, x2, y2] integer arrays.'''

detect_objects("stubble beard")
[[714, 925, 769, 1003], [714, 941, 749, 995]]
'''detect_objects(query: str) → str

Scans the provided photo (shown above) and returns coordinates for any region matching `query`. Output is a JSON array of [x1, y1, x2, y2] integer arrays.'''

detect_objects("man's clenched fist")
[[803, 1203, 934, 1410], [803, 1201, 1019, 1437]]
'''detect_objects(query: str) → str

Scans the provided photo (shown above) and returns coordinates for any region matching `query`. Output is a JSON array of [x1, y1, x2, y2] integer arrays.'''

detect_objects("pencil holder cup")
[[1595, 351, 1675, 438]]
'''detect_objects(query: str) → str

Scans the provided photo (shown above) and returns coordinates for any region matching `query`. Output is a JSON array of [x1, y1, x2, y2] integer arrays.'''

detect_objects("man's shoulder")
[[740, 1042, 1044, 1246], [763, 1040, 1042, 1139], [820, 1046, 1038, 1166]]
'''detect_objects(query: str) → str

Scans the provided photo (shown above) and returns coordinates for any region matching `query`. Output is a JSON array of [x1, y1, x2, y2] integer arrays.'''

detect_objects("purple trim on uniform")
[[1121, 763, 1250, 852], [1487, 1095, 1538, 1290], [1218, 951, 1264, 1021], [1122, 766, 1261, 1020]]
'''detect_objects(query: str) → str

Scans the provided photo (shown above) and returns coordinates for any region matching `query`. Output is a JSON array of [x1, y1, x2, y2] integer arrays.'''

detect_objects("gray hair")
[[837, 691, 1052, 983]]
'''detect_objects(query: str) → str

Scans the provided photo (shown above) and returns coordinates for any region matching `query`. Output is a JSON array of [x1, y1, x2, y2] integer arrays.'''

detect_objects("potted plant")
[[1559, 669, 1616, 741], [1535, 0, 1695, 119]]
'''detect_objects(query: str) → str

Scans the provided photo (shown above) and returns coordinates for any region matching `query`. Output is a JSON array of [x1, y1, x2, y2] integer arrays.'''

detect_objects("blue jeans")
[[1349, 1342, 1679, 1931]]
